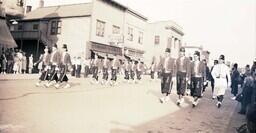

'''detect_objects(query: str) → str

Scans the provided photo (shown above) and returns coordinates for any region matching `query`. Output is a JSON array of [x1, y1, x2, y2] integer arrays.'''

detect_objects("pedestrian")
[[17, 49, 23, 74], [159, 48, 175, 103], [28, 54, 33, 74], [175, 47, 191, 106], [75, 56, 82, 78], [211, 54, 231, 108], [130, 60, 136, 84], [136, 59, 144, 83], [6, 50, 14, 74], [83, 58, 90, 78], [189, 51, 206, 107], [21, 52, 27, 74], [54, 44, 72, 89], [13, 54, 19, 74], [71, 57, 76, 76], [150, 58, 157, 81], [110, 55, 120, 86], [45, 44, 61, 87], [1, 52, 7, 74], [231, 63, 240, 99], [91, 54, 100, 84], [202, 59, 210, 94], [210, 60, 218, 99], [34, 46, 51, 87], [124, 59, 131, 82]]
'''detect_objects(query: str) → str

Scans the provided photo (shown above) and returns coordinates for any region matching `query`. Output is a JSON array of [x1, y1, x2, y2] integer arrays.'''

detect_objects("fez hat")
[[62, 44, 67, 49], [53, 44, 58, 48], [219, 54, 225, 60], [180, 47, 185, 52], [165, 48, 171, 53], [194, 51, 200, 56]]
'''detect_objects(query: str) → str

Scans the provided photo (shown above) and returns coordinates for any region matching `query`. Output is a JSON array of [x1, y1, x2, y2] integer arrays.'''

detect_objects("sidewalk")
[[0, 74, 39, 80]]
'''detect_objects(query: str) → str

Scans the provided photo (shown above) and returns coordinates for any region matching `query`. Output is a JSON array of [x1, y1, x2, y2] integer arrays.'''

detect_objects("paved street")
[[0, 75, 245, 133]]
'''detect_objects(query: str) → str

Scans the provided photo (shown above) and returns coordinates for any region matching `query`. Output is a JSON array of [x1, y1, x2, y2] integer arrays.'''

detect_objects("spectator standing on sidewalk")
[[1, 52, 7, 74], [75, 56, 82, 78], [231, 63, 240, 99], [28, 54, 33, 74], [21, 52, 27, 74], [17, 49, 23, 74], [13, 54, 19, 74]]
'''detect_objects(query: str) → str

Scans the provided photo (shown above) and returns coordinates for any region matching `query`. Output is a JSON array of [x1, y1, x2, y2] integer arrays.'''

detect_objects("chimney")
[[39, 0, 44, 8], [26, 6, 32, 14]]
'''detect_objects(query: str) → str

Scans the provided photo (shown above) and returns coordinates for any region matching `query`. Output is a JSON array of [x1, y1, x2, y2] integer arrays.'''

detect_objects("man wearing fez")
[[136, 59, 144, 83], [211, 55, 231, 108], [189, 51, 206, 107], [110, 55, 120, 86], [54, 44, 72, 89], [130, 60, 137, 84], [176, 47, 191, 106], [101, 54, 110, 85], [45, 44, 61, 87], [34, 46, 51, 87], [91, 54, 100, 84], [159, 48, 175, 103], [124, 59, 131, 82]]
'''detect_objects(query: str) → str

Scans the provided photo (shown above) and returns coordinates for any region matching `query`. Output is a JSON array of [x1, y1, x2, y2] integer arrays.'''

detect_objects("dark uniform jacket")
[[50, 50, 61, 66], [60, 52, 72, 66], [111, 59, 120, 69], [35, 53, 51, 66], [102, 59, 111, 69], [160, 56, 175, 74], [190, 61, 206, 79], [137, 62, 144, 72], [92, 59, 100, 67]]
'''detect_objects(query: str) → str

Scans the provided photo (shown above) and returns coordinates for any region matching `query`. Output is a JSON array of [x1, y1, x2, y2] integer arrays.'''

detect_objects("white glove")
[[55, 67, 60, 71], [228, 82, 231, 87]]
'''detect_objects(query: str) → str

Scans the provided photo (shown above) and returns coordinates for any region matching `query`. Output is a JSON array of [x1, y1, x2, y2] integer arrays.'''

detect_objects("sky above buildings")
[[27, 0, 256, 66]]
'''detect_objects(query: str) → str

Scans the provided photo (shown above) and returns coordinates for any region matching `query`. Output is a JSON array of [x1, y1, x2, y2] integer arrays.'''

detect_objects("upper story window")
[[18, 24, 23, 31], [17, 0, 24, 7], [127, 27, 133, 41], [155, 35, 160, 45], [33, 24, 39, 30], [138, 31, 143, 44], [96, 20, 105, 37], [112, 25, 120, 34], [50, 20, 61, 35]]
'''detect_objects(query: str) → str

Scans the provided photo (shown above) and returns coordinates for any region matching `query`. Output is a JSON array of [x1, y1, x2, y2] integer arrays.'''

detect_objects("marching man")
[[101, 54, 110, 85], [124, 59, 131, 82], [45, 44, 61, 87], [190, 51, 206, 107], [159, 48, 175, 103], [110, 55, 120, 86], [91, 54, 100, 84], [136, 59, 144, 83], [34, 46, 51, 87], [211, 55, 231, 108], [176, 47, 191, 106], [54, 44, 72, 89]]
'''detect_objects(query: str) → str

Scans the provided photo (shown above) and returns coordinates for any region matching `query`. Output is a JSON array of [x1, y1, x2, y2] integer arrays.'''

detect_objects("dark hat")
[[62, 44, 67, 49], [165, 48, 171, 53], [180, 47, 185, 52], [219, 54, 225, 60], [105, 54, 108, 57], [53, 44, 58, 48], [194, 51, 200, 56]]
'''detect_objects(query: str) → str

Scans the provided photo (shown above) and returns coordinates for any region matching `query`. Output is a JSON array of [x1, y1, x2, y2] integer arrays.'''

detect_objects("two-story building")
[[144, 20, 184, 65], [11, 0, 147, 61]]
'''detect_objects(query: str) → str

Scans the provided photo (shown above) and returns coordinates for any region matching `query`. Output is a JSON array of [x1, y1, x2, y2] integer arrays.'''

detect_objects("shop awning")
[[92, 50, 123, 60], [0, 18, 17, 48]]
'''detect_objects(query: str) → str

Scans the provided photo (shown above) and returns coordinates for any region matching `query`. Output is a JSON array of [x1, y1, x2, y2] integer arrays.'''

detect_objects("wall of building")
[[90, 0, 125, 47], [47, 17, 91, 58], [123, 11, 147, 52], [2, 0, 24, 17], [144, 21, 183, 65]]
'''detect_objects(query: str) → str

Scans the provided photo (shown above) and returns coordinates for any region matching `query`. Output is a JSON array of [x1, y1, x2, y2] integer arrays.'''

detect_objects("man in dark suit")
[[45, 44, 61, 87], [190, 51, 206, 107], [176, 47, 191, 106], [54, 44, 72, 89], [159, 48, 175, 103], [101, 54, 110, 85], [110, 55, 120, 86], [34, 46, 51, 87]]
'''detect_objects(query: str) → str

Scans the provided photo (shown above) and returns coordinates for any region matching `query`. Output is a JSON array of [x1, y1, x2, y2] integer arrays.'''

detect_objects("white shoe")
[[176, 99, 181, 105], [35, 82, 40, 87], [212, 95, 216, 99], [165, 96, 170, 102], [159, 97, 165, 103], [54, 84, 60, 89], [180, 98, 184, 104], [231, 96, 236, 100], [64, 84, 71, 89], [44, 83, 50, 88], [192, 100, 199, 107], [216, 102, 222, 108]]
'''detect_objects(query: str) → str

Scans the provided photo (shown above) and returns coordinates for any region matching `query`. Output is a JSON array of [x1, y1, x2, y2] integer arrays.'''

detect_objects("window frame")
[[112, 25, 120, 34], [50, 20, 61, 35], [127, 27, 133, 41], [96, 20, 106, 37], [154, 35, 160, 45]]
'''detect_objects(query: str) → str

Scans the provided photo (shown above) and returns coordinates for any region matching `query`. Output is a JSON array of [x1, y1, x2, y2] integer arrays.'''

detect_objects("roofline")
[[36, 2, 92, 9], [103, 0, 148, 21], [149, 20, 183, 29], [21, 15, 91, 22]]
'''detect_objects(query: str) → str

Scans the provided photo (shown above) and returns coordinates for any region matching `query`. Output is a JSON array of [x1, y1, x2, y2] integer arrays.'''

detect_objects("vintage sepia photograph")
[[0, 0, 255, 133]]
